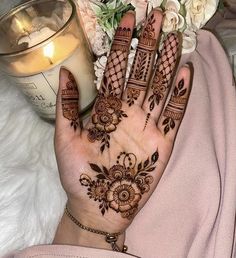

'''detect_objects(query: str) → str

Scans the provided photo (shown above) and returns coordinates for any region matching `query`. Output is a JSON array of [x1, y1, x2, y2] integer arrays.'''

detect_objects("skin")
[[53, 9, 192, 252]]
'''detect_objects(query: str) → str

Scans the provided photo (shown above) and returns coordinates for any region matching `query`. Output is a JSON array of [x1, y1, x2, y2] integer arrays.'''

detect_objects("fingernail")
[[126, 10, 135, 14]]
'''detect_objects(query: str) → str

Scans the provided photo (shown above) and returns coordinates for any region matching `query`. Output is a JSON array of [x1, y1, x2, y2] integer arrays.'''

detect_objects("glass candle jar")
[[0, 0, 97, 120]]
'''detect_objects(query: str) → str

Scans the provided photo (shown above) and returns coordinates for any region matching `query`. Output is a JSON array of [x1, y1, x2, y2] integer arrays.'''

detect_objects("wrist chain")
[[65, 205, 128, 252]]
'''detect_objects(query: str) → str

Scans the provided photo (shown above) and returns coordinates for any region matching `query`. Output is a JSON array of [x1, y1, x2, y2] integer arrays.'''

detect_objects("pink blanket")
[[4, 29, 236, 258]]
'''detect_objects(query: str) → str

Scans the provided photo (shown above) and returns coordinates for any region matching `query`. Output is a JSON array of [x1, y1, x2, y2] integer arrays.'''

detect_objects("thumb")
[[55, 67, 81, 144]]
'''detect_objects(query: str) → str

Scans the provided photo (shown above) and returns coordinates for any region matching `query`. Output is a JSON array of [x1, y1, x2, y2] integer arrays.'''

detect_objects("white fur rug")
[[0, 72, 67, 256]]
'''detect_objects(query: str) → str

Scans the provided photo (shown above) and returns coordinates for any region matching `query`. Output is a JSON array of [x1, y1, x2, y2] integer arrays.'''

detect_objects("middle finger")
[[123, 9, 163, 107]]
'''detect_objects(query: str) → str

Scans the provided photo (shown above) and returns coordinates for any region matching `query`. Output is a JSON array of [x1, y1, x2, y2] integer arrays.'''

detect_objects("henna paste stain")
[[87, 80, 127, 153], [127, 13, 157, 106], [148, 33, 179, 112], [80, 151, 159, 219], [162, 79, 187, 134], [88, 26, 132, 153], [61, 72, 79, 131]]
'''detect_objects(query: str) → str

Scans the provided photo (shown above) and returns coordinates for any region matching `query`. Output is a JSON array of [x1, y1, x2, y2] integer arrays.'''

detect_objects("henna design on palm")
[[87, 26, 132, 153], [88, 77, 127, 153], [148, 33, 179, 112], [162, 79, 187, 134], [127, 13, 157, 106], [61, 72, 80, 131], [80, 151, 159, 219]]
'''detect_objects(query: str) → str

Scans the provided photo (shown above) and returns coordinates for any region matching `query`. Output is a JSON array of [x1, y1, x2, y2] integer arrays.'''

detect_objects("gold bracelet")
[[65, 205, 128, 252]]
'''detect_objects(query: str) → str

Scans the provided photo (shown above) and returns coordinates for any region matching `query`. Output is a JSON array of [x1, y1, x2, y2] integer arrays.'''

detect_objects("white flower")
[[122, 0, 148, 25], [182, 29, 197, 54], [148, 0, 163, 8], [162, 0, 185, 33], [94, 55, 107, 90], [183, 0, 219, 30]]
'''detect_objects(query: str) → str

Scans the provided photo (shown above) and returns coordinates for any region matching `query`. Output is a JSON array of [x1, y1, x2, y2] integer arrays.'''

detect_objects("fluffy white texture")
[[0, 73, 66, 256]]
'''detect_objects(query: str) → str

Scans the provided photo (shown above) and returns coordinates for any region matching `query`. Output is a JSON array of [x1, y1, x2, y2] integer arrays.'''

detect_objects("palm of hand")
[[55, 9, 191, 234], [56, 102, 170, 232]]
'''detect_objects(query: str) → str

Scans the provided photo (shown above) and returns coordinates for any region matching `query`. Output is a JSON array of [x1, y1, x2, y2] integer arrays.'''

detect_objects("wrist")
[[53, 209, 126, 251]]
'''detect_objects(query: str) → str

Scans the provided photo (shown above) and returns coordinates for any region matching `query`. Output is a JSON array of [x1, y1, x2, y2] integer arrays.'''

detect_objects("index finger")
[[99, 11, 136, 98]]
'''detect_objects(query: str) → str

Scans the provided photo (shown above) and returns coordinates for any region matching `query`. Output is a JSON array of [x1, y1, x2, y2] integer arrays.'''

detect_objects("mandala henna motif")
[[61, 72, 80, 131], [148, 33, 179, 112], [80, 151, 159, 219], [127, 13, 157, 106], [162, 79, 187, 134], [88, 26, 131, 152]]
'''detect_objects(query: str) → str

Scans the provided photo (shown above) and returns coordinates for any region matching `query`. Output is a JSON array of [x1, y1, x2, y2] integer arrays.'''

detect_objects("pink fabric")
[[5, 29, 236, 258]]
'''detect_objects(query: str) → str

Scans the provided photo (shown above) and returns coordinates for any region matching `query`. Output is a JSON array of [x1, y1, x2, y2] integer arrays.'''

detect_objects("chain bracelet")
[[64, 205, 128, 252]]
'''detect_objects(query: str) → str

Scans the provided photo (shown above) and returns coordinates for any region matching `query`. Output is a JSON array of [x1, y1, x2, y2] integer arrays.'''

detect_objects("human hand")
[[54, 9, 191, 251]]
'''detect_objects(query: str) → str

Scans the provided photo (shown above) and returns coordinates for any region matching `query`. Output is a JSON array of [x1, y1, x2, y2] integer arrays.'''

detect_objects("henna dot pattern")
[[61, 72, 80, 131], [80, 151, 159, 219]]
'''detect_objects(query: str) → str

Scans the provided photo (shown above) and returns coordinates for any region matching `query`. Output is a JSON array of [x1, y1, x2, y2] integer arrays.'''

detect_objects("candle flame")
[[43, 42, 55, 59]]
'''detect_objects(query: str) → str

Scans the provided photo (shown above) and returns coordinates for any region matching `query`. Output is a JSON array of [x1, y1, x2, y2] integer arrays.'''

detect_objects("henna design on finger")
[[104, 27, 132, 97], [88, 26, 132, 153], [148, 33, 179, 112], [61, 72, 80, 131], [88, 77, 127, 153], [162, 79, 187, 134], [127, 13, 157, 106], [80, 151, 159, 219]]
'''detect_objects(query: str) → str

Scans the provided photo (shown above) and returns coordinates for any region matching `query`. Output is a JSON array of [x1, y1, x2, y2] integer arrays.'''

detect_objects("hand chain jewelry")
[[65, 205, 128, 253]]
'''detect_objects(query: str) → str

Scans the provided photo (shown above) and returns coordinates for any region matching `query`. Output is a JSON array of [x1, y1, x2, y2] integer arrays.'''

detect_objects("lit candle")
[[0, 0, 97, 120], [43, 42, 55, 65], [9, 31, 96, 119]]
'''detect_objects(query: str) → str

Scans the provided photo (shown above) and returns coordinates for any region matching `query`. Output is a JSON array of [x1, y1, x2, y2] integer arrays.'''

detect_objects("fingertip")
[[152, 7, 163, 21], [120, 10, 136, 28], [177, 64, 192, 87]]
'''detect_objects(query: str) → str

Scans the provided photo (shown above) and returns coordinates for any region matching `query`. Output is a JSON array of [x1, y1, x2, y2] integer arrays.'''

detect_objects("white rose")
[[122, 0, 148, 25], [148, 0, 163, 8], [162, 0, 185, 33], [183, 0, 219, 30], [182, 28, 197, 54]]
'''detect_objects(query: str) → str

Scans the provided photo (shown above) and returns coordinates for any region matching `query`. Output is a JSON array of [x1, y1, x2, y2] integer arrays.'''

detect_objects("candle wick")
[[48, 57, 53, 65]]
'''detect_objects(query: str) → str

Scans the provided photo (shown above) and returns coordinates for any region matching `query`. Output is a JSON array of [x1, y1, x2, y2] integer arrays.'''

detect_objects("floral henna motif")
[[148, 33, 179, 112], [162, 79, 187, 134], [127, 13, 157, 106], [88, 77, 127, 153], [80, 151, 159, 219], [61, 72, 79, 131], [87, 27, 131, 152]]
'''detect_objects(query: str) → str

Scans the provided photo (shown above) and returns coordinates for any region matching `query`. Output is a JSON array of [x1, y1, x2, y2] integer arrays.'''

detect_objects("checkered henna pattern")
[[87, 26, 132, 153], [149, 33, 179, 111]]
